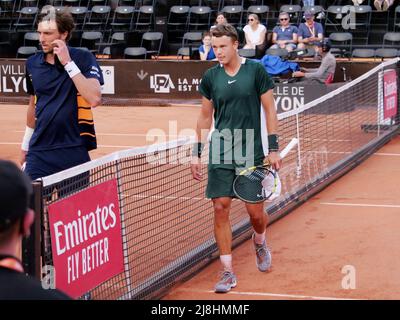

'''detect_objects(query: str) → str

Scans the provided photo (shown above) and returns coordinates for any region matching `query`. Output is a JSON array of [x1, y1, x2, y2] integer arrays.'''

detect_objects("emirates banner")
[[383, 69, 398, 120], [48, 179, 124, 299]]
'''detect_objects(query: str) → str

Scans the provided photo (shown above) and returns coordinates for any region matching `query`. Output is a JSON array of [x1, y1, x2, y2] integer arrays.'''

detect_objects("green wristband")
[[268, 134, 279, 152], [192, 142, 205, 158]]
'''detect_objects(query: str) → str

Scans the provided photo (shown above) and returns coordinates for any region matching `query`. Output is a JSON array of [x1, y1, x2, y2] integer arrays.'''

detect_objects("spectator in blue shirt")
[[199, 31, 216, 61], [270, 12, 298, 52], [297, 10, 324, 54]]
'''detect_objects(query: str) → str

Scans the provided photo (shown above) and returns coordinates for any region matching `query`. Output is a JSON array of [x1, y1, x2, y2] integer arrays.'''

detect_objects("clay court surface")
[[1, 104, 400, 300]]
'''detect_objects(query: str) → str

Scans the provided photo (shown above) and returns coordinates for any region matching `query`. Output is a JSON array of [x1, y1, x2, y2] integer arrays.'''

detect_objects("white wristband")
[[21, 126, 34, 151], [64, 60, 81, 78]]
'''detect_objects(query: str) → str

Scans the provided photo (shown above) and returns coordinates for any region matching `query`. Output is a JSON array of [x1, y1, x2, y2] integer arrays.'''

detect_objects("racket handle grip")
[[279, 138, 298, 159]]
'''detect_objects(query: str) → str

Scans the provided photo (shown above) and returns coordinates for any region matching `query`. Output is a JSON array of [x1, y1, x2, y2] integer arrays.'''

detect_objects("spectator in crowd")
[[374, 0, 394, 11], [270, 12, 298, 52], [199, 31, 216, 61], [210, 12, 228, 30], [297, 10, 324, 54], [0, 160, 70, 299], [292, 40, 336, 84], [243, 13, 267, 49]]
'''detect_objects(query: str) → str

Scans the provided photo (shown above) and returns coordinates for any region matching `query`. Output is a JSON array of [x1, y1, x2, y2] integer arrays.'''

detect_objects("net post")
[[115, 159, 134, 300], [396, 61, 400, 125], [377, 65, 384, 137], [295, 114, 302, 178], [22, 180, 43, 279]]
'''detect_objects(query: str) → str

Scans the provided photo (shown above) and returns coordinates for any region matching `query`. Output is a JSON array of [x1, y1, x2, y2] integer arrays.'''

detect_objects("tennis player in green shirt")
[[191, 24, 282, 293]]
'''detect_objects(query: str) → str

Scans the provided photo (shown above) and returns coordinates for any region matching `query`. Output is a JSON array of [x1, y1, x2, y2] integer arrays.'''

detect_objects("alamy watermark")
[[341, 6, 357, 30], [41, 264, 56, 290], [341, 265, 356, 290], [145, 121, 258, 168]]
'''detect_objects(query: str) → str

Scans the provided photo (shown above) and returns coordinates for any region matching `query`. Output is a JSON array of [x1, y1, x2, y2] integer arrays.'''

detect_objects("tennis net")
[[26, 58, 400, 300]]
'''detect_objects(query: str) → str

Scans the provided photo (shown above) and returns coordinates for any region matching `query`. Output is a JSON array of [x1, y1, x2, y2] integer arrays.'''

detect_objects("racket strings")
[[233, 168, 277, 203], [247, 169, 266, 182]]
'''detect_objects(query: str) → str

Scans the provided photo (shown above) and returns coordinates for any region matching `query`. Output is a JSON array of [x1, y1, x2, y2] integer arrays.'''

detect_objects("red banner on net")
[[48, 179, 124, 299], [383, 69, 398, 120]]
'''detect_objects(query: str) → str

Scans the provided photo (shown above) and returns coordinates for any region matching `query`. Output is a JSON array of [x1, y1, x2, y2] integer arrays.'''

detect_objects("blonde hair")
[[248, 13, 259, 23]]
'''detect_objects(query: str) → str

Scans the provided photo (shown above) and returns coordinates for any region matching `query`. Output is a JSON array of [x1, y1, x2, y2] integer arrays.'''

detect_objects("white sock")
[[254, 231, 266, 245], [220, 254, 233, 272]]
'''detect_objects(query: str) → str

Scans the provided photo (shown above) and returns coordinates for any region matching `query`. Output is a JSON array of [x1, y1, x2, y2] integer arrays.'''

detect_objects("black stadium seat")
[[375, 48, 398, 59], [110, 6, 135, 31], [134, 5, 154, 31], [352, 48, 375, 59], [16, 46, 37, 58], [124, 46, 147, 59], [187, 6, 212, 32], [83, 5, 111, 30]]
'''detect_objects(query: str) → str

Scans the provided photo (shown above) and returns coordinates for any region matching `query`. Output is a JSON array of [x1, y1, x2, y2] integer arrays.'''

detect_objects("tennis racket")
[[232, 138, 298, 203]]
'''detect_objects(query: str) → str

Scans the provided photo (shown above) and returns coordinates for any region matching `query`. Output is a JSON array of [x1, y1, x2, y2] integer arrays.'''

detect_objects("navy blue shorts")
[[25, 146, 90, 180]]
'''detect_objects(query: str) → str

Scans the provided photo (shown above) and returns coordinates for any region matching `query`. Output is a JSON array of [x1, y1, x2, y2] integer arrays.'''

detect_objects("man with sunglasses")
[[297, 10, 324, 55], [270, 12, 298, 52], [243, 14, 266, 50]]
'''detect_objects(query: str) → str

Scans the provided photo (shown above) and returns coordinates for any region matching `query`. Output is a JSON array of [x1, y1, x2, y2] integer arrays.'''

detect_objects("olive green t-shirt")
[[199, 59, 275, 169]]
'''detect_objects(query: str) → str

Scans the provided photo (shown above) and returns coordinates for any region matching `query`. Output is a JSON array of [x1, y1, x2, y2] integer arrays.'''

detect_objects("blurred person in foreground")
[[0, 160, 70, 299]]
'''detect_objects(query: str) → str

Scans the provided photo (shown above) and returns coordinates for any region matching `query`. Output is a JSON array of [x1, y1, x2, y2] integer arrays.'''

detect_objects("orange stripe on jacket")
[[78, 108, 93, 121], [80, 132, 96, 137]]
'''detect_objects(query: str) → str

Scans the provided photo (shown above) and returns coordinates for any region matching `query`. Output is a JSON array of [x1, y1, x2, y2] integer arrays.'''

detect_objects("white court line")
[[97, 144, 144, 148], [122, 194, 208, 201], [175, 289, 361, 300], [0, 142, 143, 148], [374, 153, 400, 156], [12, 130, 183, 138], [123, 194, 244, 203], [121, 194, 248, 203], [11, 130, 354, 142], [300, 138, 352, 142], [320, 202, 400, 208], [0, 142, 353, 154], [310, 151, 351, 154]]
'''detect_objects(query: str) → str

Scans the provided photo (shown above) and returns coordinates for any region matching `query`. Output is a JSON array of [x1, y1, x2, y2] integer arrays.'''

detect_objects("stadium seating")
[[352, 48, 375, 58], [124, 46, 147, 59], [329, 32, 353, 58], [0, 0, 397, 59], [187, 6, 212, 31], [221, 5, 243, 27], [178, 31, 202, 58], [16, 45, 37, 58], [109, 6, 135, 31]]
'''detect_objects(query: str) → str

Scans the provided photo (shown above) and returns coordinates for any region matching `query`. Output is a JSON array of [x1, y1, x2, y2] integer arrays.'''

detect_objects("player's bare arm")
[[52, 39, 101, 107], [20, 96, 36, 166], [191, 97, 213, 181]]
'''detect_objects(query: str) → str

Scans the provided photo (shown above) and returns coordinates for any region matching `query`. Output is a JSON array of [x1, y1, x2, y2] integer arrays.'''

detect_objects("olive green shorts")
[[206, 159, 264, 199], [206, 166, 237, 199]]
